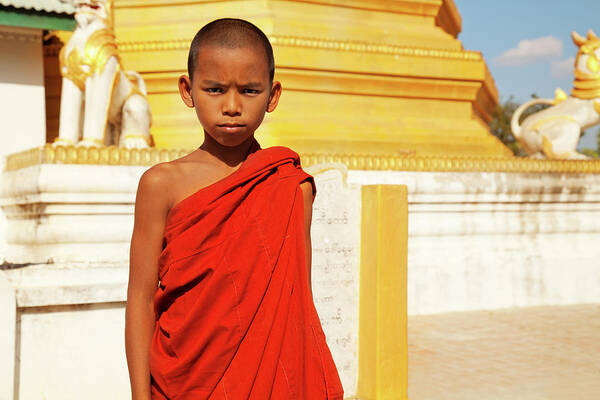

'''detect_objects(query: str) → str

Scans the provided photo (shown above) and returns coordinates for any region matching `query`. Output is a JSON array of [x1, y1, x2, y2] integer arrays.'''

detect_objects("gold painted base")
[[3, 144, 189, 171], [5, 145, 600, 174], [301, 152, 600, 173]]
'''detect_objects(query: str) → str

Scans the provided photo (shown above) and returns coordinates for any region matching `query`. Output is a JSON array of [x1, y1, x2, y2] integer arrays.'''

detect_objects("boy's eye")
[[243, 88, 259, 94], [205, 87, 222, 93]]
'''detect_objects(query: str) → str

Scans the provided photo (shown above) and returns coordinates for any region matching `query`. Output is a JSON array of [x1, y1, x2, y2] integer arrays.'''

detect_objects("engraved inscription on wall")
[[309, 165, 360, 395]]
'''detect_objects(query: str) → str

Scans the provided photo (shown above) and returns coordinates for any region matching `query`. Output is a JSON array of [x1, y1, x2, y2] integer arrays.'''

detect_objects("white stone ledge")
[[1, 164, 145, 198], [0, 193, 135, 208], [15, 282, 126, 308], [6, 243, 130, 264], [1, 164, 147, 263], [410, 202, 600, 212], [348, 170, 600, 199], [5, 217, 133, 243], [1, 263, 128, 307], [407, 193, 600, 203]]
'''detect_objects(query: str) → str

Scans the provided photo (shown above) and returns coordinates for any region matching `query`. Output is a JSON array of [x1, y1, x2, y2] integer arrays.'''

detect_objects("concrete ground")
[[408, 304, 600, 400]]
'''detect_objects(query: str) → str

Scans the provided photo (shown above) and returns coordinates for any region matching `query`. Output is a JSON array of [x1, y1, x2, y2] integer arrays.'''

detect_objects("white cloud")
[[551, 57, 575, 77], [495, 36, 563, 67]]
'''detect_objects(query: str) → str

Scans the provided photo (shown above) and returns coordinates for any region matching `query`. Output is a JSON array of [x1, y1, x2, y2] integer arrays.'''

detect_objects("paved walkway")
[[408, 304, 600, 400]]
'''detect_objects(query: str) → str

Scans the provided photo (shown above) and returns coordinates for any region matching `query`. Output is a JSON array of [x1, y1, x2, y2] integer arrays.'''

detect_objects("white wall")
[[1, 163, 600, 398], [0, 263, 130, 400], [348, 170, 600, 315], [0, 25, 46, 154], [18, 303, 130, 400], [0, 25, 46, 263]]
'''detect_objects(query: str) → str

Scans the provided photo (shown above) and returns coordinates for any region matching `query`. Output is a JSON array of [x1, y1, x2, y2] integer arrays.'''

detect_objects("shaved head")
[[187, 18, 275, 83]]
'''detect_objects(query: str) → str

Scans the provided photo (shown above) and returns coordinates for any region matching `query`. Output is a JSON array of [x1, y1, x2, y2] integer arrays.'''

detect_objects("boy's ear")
[[178, 75, 194, 108], [266, 81, 282, 113]]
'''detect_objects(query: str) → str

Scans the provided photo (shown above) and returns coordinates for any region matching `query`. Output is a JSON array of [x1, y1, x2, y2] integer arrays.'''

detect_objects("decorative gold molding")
[[115, 36, 483, 61], [5, 145, 600, 174], [114, 0, 242, 8], [3, 145, 189, 172], [300, 153, 600, 173], [281, 0, 440, 16], [270, 36, 481, 60], [115, 38, 188, 53]]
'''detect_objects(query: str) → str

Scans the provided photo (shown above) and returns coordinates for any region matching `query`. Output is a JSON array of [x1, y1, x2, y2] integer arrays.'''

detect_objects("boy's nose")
[[222, 90, 242, 116]]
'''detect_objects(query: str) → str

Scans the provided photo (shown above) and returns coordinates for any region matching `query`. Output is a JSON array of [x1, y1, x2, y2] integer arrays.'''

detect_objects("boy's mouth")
[[217, 123, 246, 133], [218, 123, 245, 127]]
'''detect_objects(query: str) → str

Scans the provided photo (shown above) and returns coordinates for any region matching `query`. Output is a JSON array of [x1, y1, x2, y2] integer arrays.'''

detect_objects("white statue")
[[55, 0, 152, 148], [511, 30, 600, 159]]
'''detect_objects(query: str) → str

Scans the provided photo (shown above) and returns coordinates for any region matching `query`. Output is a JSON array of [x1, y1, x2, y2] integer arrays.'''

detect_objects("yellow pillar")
[[358, 185, 408, 400]]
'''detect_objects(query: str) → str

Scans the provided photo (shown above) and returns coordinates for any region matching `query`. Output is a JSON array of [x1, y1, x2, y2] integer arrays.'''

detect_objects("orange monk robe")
[[150, 145, 344, 399]]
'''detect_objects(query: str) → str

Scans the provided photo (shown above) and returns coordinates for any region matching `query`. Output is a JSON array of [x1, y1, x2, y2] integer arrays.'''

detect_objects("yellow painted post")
[[357, 185, 408, 400]]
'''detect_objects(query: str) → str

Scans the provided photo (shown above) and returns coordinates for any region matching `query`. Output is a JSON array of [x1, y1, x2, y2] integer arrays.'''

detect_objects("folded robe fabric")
[[150, 144, 344, 399]]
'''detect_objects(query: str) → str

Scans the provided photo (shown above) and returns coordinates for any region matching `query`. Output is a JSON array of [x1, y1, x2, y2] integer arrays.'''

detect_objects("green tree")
[[580, 127, 600, 158]]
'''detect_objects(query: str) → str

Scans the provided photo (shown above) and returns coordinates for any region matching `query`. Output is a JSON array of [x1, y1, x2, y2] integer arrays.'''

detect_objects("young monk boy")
[[125, 18, 344, 399]]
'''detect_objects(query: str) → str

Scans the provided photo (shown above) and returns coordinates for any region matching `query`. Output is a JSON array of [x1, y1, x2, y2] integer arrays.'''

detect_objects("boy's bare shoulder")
[[136, 161, 180, 212], [138, 151, 198, 190], [138, 162, 173, 192], [137, 151, 217, 210]]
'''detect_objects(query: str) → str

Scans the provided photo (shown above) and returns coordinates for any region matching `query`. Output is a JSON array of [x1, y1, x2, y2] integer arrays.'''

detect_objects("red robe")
[[150, 144, 344, 399]]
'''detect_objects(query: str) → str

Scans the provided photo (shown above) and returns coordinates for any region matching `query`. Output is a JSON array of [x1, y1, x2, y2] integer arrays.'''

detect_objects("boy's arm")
[[125, 165, 171, 400], [300, 181, 314, 298]]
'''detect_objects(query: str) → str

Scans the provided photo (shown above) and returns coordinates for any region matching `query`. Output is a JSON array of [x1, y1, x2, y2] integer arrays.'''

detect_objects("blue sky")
[[455, 0, 600, 149]]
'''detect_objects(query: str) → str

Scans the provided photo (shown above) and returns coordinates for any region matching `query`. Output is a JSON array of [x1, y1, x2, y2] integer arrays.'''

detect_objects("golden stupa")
[[46, 0, 510, 159], [43, 0, 512, 164]]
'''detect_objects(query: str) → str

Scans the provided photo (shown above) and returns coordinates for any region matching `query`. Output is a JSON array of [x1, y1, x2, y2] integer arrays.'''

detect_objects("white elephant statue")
[[511, 30, 600, 159], [55, 0, 152, 148]]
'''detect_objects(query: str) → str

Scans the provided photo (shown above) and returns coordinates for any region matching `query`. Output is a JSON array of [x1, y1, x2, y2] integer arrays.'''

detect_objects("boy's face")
[[178, 45, 281, 147]]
